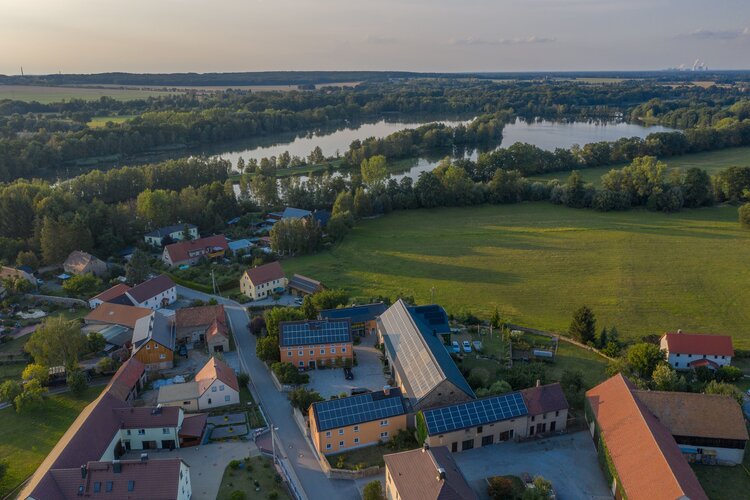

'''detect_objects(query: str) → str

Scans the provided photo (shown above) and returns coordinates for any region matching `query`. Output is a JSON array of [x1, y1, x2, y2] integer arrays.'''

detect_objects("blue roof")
[[422, 392, 528, 436], [319, 303, 388, 324], [312, 388, 406, 431], [282, 207, 312, 219], [228, 239, 253, 251], [279, 318, 352, 347]]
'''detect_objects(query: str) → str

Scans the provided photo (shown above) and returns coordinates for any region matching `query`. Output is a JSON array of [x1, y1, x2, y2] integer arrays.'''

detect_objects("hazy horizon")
[[1, 0, 749, 75]]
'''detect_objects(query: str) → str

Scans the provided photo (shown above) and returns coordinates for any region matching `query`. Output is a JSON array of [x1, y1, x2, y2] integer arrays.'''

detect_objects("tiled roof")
[[164, 234, 228, 264], [105, 358, 145, 401], [126, 275, 176, 304], [288, 274, 324, 294], [90, 283, 131, 303], [64, 250, 106, 274], [662, 332, 734, 357], [196, 356, 239, 394], [634, 390, 749, 442], [145, 223, 197, 238], [206, 319, 229, 342], [114, 406, 181, 428], [180, 414, 208, 438], [132, 311, 175, 350], [175, 305, 226, 328], [85, 303, 152, 329], [586, 374, 708, 500], [378, 300, 474, 404], [319, 302, 388, 324], [243, 261, 285, 286], [157, 381, 199, 404], [311, 388, 406, 431], [279, 318, 352, 347], [383, 446, 478, 500], [520, 383, 569, 416]]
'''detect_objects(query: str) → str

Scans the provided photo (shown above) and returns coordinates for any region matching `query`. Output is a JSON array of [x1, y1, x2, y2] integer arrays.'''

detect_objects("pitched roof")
[[157, 381, 200, 404], [281, 207, 312, 219], [243, 261, 285, 285], [288, 274, 324, 295], [319, 302, 388, 324], [164, 234, 228, 264], [206, 319, 229, 343], [132, 311, 175, 350], [85, 303, 152, 329], [422, 392, 528, 436], [126, 275, 176, 304], [634, 390, 749, 442], [180, 414, 208, 438], [175, 305, 226, 328], [662, 332, 734, 357], [114, 406, 181, 428], [279, 318, 352, 347], [520, 383, 569, 416], [64, 250, 106, 273], [195, 356, 239, 394], [90, 283, 131, 304], [49, 458, 186, 500], [311, 388, 406, 432], [105, 358, 145, 401], [586, 374, 708, 500], [145, 223, 197, 238], [378, 300, 474, 404], [227, 239, 253, 252], [383, 446, 478, 500]]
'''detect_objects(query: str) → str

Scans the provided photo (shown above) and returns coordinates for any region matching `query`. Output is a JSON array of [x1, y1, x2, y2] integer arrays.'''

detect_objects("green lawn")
[[216, 456, 290, 500], [0, 85, 174, 103], [0, 363, 24, 382], [528, 146, 750, 186], [0, 387, 101, 498], [284, 203, 750, 346], [87, 115, 137, 128], [693, 444, 750, 500]]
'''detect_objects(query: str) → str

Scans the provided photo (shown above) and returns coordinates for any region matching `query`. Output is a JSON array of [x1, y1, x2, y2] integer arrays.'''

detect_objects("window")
[[225, 395, 230, 402], [212, 386, 217, 392], [341, 347, 346, 353], [138, 429, 145, 435], [462, 439, 474, 451], [183, 401, 191, 405], [325, 431, 331, 437], [380, 419, 389, 426], [106, 482, 113, 492], [354, 437, 360, 444], [299, 361, 304, 367], [298, 350, 303, 356], [353, 426, 359, 433], [126, 430, 131, 435], [482, 435, 494, 447], [688, 354, 693, 358], [146, 345, 151, 350], [451, 442, 458, 452], [159, 354, 166, 360], [477, 426, 483, 434], [310, 350, 314, 356], [330, 347, 336, 354], [128, 481, 135, 492], [93, 482, 101, 493], [676, 353, 681, 357], [287, 351, 292, 357], [380, 431, 389, 438], [220, 385, 225, 391], [162, 428, 170, 434], [326, 443, 332, 450], [555, 411, 560, 417], [154, 344, 158, 349], [320, 348, 325, 355], [531, 416, 535, 422], [339, 440, 344, 447], [722, 355, 726, 359], [675, 362, 679, 367], [339, 429, 344, 435]]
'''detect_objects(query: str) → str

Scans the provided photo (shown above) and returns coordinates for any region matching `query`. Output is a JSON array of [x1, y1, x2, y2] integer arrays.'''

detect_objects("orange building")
[[309, 387, 408, 455], [131, 311, 175, 371], [279, 318, 353, 369]]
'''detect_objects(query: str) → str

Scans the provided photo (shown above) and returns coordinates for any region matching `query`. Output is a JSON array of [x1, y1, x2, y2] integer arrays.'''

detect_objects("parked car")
[[451, 340, 460, 353], [343, 367, 354, 380], [462, 340, 472, 353], [472, 340, 483, 352]]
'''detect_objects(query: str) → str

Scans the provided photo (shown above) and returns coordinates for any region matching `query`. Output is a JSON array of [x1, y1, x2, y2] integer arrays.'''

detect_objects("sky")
[[0, 0, 749, 74]]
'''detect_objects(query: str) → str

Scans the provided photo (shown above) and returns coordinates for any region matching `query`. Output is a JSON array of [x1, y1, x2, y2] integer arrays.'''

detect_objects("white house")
[[660, 331, 734, 371], [126, 275, 177, 310], [144, 223, 199, 247], [157, 357, 240, 411]]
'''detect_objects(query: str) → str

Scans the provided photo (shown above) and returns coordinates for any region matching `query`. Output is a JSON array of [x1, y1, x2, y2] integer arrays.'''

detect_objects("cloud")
[[681, 27, 750, 41], [363, 35, 398, 44], [450, 35, 555, 46]]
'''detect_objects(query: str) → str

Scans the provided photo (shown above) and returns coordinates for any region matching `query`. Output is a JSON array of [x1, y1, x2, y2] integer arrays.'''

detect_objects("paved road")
[[176, 286, 360, 500]]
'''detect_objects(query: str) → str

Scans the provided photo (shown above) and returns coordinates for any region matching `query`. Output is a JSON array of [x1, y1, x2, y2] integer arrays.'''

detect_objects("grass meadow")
[[284, 203, 750, 346], [0, 85, 174, 103]]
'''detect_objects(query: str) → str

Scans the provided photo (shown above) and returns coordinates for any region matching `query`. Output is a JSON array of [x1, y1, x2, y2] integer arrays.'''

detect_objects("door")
[[451, 442, 458, 453], [309, 361, 316, 368], [550, 421, 556, 432]]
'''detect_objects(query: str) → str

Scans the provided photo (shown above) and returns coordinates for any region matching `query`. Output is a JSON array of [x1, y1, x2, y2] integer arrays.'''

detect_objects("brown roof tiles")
[[383, 446, 478, 500], [662, 332, 734, 357], [243, 261, 285, 286], [85, 303, 152, 329]]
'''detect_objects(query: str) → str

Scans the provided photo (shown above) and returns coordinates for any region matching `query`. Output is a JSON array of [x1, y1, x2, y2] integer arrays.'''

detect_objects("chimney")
[[536, 379, 541, 387], [677, 329, 683, 334], [80, 465, 87, 479], [140, 453, 149, 462], [422, 442, 430, 453], [437, 468, 446, 481], [112, 460, 122, 474], [383, 385, 391, 396]]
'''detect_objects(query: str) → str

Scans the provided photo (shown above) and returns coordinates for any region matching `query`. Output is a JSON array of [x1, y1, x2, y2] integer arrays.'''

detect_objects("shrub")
[[229, 491, 246, 500], [229, 459, 241, 470], [363, 480, 384, 500], [487, 476, 516, 500], [66, 369, 88, 395], [716, 365, 742, 383], [237, 372, 250, 387], [271, 362, 309, 385]]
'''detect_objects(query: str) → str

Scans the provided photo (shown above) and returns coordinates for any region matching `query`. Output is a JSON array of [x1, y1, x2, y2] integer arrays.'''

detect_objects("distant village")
[[0, 207, 746, 500]]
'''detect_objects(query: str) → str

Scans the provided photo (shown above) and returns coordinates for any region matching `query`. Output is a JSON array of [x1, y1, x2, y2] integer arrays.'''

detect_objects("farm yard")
[[284, 202, 750, 347]]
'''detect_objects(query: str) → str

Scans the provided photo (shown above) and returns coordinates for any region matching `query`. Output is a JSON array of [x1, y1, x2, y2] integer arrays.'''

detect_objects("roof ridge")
[[396, 299, 447, 381]]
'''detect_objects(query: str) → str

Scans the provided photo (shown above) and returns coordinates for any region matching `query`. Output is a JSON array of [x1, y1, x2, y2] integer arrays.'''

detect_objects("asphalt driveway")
[[454, 431, 612, 500], [306, 345, 389, 398]]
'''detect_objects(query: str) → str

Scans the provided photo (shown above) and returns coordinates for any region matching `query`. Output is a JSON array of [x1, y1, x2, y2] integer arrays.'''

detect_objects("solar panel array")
[[379, 301, 445, 400], [413, 305, 449, 327], [280, 319, 351, 346], [423, 392, 528, 435], [314, 392, 406, 431]]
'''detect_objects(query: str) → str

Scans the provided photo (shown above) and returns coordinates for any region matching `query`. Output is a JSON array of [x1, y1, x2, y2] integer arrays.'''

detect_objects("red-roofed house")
[[157, 357, 240, 411], [125, 275, 177, 310], [88, 283, 132, 309], [660, 331, 734, 370], [162, 234, 229, 268], [174, 305, 230, 353], [240, 261, 287, 300], [585, 374, 708, 500]]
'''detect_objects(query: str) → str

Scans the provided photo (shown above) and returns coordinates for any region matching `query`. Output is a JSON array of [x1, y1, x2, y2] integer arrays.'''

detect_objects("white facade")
[[241, 275, 288, 300], [660, 337, 732, 370], [197, 379, 240, 410], [144, 227, 199, 247], [177, 461, 192, 500], [128, 286, 177, 310]]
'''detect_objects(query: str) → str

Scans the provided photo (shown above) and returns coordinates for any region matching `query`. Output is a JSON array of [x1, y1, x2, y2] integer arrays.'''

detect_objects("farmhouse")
[[585, 374, 708, 500], [378, 300, 474, 411], [419, 383, 569, 452], [319, 302, 387, 337], [131, 311, 175, 371], [157, 357, 240, 412], [63, 250, 108, 277], [162, 234, 228, 268], [279, 318, 353, 369], [174, 304, 230, 352], [660, 331, 734, 370], [125, 275, 177, 310], [308, 387, 408, 456], [144, 223, 198, 247], [0, 265, 37, 287], [84, 303, 152, 330], [288, 273, 324, 297], [383, 445, 478, 500], [88, 283, 132, 308], [240, 261, 287, 300]]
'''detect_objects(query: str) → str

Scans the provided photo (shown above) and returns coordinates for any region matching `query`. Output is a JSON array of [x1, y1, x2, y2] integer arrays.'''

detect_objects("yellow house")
[[240, 261, 288, 300], [309, 387, 408, 456]]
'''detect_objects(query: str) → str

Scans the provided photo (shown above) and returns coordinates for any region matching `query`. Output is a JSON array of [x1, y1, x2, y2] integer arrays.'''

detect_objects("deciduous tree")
[[25, 317, 86, 371]]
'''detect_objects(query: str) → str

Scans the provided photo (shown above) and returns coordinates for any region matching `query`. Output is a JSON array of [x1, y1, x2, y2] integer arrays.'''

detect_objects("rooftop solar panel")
[[280, 319, 352, 347], [422, 392, 529, 436], [313, 390, 406, 431]]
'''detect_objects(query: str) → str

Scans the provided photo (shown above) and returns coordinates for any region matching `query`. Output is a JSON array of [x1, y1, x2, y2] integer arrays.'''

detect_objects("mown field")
[[284, 203, 750, 346], [528, 145, 750, 186], [0, 85, 174, 103]]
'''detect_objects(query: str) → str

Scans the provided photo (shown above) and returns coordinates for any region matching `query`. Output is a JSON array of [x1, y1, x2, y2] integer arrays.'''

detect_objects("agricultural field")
[[284, 202, 750, 346], [87, 115, 137, 128], [0, 85, 174, 103], [528, 146, 750, 186]]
